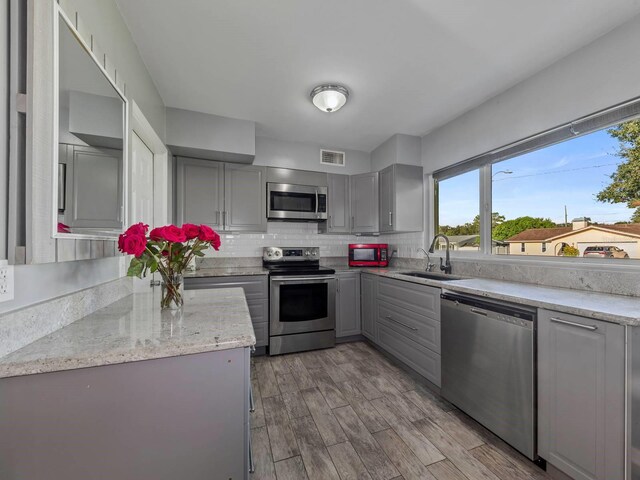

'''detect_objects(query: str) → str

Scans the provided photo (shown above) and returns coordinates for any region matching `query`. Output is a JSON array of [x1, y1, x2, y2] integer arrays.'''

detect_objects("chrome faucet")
[[419, 248, 435, 272], [428, 234, 452, 274]]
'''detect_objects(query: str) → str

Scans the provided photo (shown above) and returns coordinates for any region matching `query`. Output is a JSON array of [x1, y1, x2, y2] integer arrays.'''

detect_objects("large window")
[[434, 99, 640, 261], [436, 169, 480, 251]]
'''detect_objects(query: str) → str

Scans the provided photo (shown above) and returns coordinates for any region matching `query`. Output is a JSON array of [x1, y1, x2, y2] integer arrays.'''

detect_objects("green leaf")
[[127, 259, 145, 278]]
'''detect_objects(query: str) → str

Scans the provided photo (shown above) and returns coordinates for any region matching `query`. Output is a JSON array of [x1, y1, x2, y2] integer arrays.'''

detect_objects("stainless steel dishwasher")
[[440, 291, 537, 461]]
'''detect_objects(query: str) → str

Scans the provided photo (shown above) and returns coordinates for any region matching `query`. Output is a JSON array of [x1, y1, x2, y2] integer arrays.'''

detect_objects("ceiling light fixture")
[[310, 84, 349, 113]]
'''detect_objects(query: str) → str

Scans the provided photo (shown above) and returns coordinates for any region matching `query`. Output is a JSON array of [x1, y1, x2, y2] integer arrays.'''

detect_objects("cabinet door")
[[361, 274, 377, 341], [336, 272, 361, 337], [379, 166, 394, 233], [327, 174, 350, 233], [176, 157, 224, 229], [68, 145, 123, 229], [350, 172, 379, 233], [224, 164, 267, 232], [538, 309, 625, 480]]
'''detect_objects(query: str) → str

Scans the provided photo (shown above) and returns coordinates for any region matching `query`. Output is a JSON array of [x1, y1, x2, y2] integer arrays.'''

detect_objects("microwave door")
[[267, 183, 323, 220]]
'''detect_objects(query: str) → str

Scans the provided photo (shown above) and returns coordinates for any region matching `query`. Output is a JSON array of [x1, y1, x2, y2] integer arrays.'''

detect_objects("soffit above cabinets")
[[116, 0, 640, 152]]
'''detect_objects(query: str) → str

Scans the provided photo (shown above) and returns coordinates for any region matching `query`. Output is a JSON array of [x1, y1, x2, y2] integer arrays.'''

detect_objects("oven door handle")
[[271, 276, 335, 282]]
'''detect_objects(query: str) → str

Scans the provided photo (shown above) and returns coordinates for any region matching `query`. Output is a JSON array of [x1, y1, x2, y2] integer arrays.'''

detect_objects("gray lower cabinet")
[[361, 273, 378, 341], [320, 173, 351, 234], [378, 164, 424, 233], [336, 271, 361, 337], [176, 156, 266, 232], [538, 309, 625, 480], [372, 276, 441, 386], [185, 275, 269, 347], [350, 172, 379, 234], [0, 348, 251, 480]]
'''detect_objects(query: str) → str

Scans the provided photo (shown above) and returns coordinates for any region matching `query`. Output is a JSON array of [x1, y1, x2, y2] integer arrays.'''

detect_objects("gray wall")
[[0, 1, 7, 260], [0, 0, 165, 314], [60, 0, 166, 139], [421, 14, 640, 173], [254, 136, 371, 175]]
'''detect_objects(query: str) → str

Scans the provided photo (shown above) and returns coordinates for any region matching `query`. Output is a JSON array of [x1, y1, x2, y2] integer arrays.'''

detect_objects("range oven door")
[[270, 275, 336, 336], [267, 183, 327, 221]]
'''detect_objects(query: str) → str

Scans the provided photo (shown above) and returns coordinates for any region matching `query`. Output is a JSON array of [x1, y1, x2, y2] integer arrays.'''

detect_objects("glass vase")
[[160, 273, 184, 310]]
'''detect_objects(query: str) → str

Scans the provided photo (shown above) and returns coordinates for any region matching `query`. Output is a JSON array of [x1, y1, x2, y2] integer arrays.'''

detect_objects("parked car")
[[583, 245, 630, 258]]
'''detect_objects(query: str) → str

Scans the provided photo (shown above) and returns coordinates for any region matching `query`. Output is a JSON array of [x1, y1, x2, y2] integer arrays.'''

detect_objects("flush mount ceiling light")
[[310, 84, 349, 113]]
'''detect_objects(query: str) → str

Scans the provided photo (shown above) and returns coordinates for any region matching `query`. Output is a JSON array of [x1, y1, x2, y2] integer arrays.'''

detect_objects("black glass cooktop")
[[263, 264, 335, 276]]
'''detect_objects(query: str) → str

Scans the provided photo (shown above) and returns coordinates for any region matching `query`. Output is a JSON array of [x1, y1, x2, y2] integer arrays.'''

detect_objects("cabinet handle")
[[329, 215, 333, 228], [249, 384, 255, 412], [385, 315, 418, 331], [389, 212, 392, 226], [550, 317, 597, 331], [216, 211, 221, 225], [470, 307, 488, 316], [336, 277, 340, 293], [222, 211, 227, 228], [249, 431, 255, 473], [351, 216, 354, 230]]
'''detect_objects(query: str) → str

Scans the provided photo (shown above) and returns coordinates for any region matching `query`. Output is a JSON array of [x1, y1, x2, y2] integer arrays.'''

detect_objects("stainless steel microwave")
[[267, 183, 327, 221]]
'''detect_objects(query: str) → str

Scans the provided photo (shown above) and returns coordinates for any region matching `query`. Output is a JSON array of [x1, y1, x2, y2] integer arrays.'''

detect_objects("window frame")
[[430, 95, 640, 268]]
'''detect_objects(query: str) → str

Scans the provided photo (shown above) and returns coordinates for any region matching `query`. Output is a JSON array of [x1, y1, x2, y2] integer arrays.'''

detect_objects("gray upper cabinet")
[[224, 163, 267, 232], [361, 273, 377, 341], [379, 164, 423, 233], [538, 309, 625, 480], [321, 173, 351, 234], [176, 157, 224, 229], [350, 172, 379, 234], [61, 144, 123, 230], [336, 271, 361, 337], [176, 156, 266, 232]]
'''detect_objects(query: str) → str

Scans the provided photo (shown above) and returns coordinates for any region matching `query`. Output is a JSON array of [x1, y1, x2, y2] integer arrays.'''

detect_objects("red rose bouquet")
[[118, 223, 221, 309]]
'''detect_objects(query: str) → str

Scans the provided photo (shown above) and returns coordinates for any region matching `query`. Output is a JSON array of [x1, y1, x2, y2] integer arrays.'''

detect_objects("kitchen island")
[[0, 288, 255, 480]]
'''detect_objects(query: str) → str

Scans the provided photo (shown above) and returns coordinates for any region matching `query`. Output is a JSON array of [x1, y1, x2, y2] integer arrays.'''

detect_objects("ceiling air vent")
[[320, 149, 345, 167]]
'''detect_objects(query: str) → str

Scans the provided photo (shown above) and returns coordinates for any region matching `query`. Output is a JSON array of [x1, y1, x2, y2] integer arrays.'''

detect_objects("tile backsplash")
[[204, 223, 425, 259]]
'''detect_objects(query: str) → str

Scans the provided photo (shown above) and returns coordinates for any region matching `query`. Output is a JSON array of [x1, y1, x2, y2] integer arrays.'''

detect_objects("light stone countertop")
[[184, 266, 269, 278], [362, 268, 640, 327], [0, 288, 255, 379]]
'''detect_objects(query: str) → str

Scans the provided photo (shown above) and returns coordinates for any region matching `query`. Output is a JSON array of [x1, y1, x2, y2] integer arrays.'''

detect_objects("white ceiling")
[[115, 0, 640, 152]]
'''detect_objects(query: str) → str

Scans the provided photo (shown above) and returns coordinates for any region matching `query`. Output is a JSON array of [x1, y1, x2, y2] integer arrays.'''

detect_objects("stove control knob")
[[267, 252, 273, 257]]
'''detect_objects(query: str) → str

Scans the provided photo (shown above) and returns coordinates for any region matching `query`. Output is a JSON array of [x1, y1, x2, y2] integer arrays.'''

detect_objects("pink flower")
[[125, 222, 149, 237], [118, 234, 147, 257], [181, 223, 200, 240], [149, 225, 187, 243], [198, 224, 221, 250]]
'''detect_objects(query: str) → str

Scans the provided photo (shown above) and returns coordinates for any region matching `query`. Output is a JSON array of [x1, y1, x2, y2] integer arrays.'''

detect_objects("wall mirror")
[[54, 10, 127, 239]]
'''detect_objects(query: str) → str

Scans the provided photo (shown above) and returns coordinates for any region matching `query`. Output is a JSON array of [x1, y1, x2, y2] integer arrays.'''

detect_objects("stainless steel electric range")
[[263, 247, 336, 355]]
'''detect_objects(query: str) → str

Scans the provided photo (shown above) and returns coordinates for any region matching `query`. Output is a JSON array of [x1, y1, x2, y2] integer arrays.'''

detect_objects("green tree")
[[597, 120, 640, 222], [439, 213, 504, 236], [492, 216, 557, 241]]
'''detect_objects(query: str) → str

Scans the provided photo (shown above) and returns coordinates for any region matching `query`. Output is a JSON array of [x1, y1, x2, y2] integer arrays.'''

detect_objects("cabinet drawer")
[[247, 298, 268, 324], [377, 277, 439, 318], [378, 301, 440, 353], [377, 322, 441, 387], [253, 322, 268, 347], [185, 275, 268, 300]]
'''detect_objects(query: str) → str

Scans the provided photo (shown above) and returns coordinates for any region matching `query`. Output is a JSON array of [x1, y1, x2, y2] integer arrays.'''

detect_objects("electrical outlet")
[[0, 260, 14, 303]]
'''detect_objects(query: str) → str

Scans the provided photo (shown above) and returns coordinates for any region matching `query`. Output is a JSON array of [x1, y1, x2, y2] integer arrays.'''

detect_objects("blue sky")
[[438, 128, 634, 227]]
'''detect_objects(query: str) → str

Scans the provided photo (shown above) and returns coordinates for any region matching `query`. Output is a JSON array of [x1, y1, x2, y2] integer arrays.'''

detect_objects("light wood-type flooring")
[[250, 341, 550, 480]]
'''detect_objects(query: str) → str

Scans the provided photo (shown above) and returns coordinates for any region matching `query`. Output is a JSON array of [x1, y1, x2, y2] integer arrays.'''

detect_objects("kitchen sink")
[[399, 271, 460, 281]]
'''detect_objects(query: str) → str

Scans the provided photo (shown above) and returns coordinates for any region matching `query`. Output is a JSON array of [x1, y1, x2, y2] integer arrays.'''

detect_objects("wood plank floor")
[[250, 341, 550, 480]]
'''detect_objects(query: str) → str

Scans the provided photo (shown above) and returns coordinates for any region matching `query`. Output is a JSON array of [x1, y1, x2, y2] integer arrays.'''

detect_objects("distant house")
[[505, 217, 640, 258]]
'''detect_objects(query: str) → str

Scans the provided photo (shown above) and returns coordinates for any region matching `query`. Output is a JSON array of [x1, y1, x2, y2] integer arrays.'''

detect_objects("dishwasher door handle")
[[550, 317, 598, 331], [470, 307, 488, 316]]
